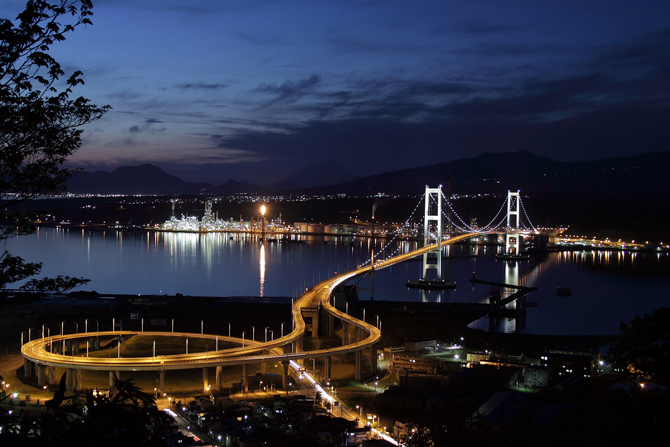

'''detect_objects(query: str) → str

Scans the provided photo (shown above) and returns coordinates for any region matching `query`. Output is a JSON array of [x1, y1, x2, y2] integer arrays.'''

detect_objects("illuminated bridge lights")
[[21, 232, 477, 447]]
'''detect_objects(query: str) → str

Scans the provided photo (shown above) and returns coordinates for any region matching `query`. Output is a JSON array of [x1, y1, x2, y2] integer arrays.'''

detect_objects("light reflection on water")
[[2, 228, 669, 335]]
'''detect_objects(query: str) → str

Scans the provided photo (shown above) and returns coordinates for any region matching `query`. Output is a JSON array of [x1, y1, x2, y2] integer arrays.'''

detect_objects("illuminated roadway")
[[21, 233, 477, 373]]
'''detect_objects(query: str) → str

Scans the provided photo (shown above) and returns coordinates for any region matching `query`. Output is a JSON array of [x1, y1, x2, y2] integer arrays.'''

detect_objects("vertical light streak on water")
[[201, 234, 211, 279], [502, 317, 516, 333], [118, 231, 123, 261], [260, 243, 266, 297], [504, 262, 518, 288]]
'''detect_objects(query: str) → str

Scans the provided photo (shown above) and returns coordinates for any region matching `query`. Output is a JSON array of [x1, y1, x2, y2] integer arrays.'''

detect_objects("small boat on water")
[[406, 279, 457, 290], [556, 287, 572, 296]]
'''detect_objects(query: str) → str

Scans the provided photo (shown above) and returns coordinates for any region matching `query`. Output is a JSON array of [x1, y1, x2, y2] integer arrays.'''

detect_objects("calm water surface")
[[2, 227, 669, 336]]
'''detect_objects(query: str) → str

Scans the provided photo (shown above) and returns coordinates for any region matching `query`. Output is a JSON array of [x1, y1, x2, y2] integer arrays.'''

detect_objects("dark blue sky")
[[3, 0, 669, 184]]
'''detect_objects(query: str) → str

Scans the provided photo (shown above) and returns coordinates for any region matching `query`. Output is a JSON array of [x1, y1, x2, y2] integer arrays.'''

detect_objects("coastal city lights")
[[2, 0, 668, 444]]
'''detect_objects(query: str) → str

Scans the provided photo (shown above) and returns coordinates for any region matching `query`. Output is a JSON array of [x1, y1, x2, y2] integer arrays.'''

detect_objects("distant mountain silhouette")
[[310, 149, 670, 198], [65, 164, 260, 195], [273, 160, 359, 190], [65, 150, 668, 199]]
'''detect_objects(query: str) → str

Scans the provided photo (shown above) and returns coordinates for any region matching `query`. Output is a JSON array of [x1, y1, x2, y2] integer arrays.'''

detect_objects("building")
[[541, 351, 596, 378], [403, 338, 437, 352], [523, 366, 551, 388], [393, 355, 439, 374]]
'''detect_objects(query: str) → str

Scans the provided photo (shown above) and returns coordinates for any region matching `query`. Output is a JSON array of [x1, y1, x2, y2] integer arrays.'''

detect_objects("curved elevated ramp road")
[[22, 234, 476, 372]]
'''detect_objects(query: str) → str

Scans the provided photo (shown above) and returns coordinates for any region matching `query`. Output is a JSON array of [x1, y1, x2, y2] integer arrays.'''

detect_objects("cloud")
[[175, 82, 228, 90], [253, 74, 321, 107], [127, 119, 166, 134]]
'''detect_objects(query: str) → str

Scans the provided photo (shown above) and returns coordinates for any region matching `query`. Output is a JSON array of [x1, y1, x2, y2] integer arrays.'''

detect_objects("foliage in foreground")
[[0, 0, 108, 295], [0, 373, 174, 447]]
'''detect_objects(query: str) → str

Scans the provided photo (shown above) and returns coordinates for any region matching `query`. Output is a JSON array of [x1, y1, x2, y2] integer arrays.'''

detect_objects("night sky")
[[3, 0, 669, 185]]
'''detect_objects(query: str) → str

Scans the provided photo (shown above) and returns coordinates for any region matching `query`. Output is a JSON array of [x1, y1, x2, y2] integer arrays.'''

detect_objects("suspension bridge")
[[20, 187, 545, 417]]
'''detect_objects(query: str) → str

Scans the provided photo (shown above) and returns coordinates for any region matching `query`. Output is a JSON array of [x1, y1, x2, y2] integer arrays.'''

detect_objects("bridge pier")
[[66, 369, 81, 392], [216, 366, 222, 390], [24, 358, 34, 379], [203, 367, 209, 393], [159, 370, 165, 395], [37, 364, 46, 387], [261, 350, 269, 373], [46, 366, 56, 385], [65, 339, 79, 355], [355, 350, 362, 381], [328, 314, 335, 337], [303, 306, 320, 337], [341, 321, 349, 346], [242, 364, 249, 393], [324, 356, 331, 382], [88, 337, 98, 352], [370, 345, 377, 374], [281, 360, 289, 390], [295, 338, 304, 365]]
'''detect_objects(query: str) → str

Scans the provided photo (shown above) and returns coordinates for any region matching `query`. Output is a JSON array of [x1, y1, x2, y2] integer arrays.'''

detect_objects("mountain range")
[[65, 149, 668, 199], [65, 160, 358, 195]]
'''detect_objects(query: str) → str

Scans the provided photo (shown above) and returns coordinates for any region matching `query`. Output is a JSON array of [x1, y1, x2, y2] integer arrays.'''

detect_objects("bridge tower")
[[422, 185, 443, 281], [505, 190, 521, 255]]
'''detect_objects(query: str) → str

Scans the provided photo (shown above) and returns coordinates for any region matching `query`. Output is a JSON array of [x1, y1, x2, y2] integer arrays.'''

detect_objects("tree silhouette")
[[1, 372, 174, 446], [0, 0, 107, 296], [109, 373, 156, 407], [610, 307, 670, 385], [44, 372, 74, 412]]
